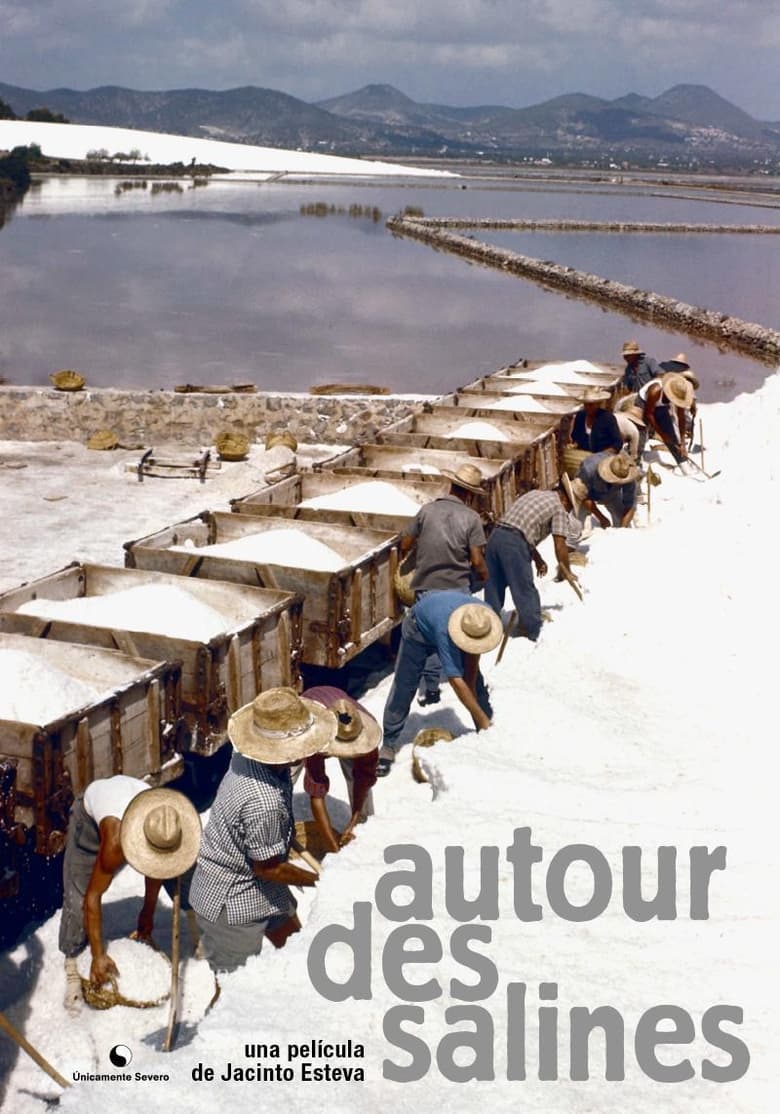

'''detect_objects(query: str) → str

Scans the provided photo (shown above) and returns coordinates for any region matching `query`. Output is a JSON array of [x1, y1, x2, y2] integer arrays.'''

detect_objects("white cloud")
[[0, 0, 777, 116]]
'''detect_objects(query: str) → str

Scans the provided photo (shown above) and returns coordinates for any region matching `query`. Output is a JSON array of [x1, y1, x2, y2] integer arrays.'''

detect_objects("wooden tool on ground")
[[0, 1010, 70, 1089], [162, 876, 181, 1053]]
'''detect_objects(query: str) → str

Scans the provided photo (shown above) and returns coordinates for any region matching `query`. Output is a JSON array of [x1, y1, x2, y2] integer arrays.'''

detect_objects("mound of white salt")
[[0, 648, 102, 723], [172, 528, 347, 572], [506, 380, 571, 397], [17, 583, 229, 641], [449, 420, 511, 442], [299, 480, 423, 515], [77, 937, 170, 1003], [484, 396, 554, 413]]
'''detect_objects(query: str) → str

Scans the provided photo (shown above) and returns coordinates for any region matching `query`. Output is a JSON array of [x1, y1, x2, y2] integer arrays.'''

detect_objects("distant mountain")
[[2, 79, 779, 164], [0, 82, 361, 150]]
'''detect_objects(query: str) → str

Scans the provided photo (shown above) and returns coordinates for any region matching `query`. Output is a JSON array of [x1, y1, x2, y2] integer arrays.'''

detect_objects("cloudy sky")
[[1, 0, 778, 118]]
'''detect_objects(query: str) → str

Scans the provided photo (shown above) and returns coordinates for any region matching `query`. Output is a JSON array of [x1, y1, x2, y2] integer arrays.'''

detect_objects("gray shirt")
[[406, 494, 486, 592]]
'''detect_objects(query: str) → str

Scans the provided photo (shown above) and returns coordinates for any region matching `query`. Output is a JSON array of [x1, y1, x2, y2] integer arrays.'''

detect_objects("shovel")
[[0, 1010, 70, 1090], [162, 876, 181, 1053]]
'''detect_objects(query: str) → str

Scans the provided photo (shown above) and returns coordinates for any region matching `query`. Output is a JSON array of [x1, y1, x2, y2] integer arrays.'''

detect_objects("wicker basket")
[[561, 446, 590, 478], [80, 970, 169, 1011], [50, 369, 86, 391], [87, 430, 119, 451], [264, 431, 298, 452], [215, 432, 250, 461]]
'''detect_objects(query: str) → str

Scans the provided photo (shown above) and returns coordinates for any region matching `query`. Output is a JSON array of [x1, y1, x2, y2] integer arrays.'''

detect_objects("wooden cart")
[[124, 512, 403, 669], [0, 564, 303, 756], [0, 631, 183, 854]]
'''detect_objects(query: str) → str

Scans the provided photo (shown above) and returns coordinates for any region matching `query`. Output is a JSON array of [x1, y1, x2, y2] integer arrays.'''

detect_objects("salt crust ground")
[[1, 377, 779, 1113], [0, 120, 455, 179]]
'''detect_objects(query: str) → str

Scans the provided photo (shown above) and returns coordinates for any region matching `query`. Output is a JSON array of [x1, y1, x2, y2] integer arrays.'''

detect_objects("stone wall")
[[388, 216, 780, 366], [0, 386, 427, 444]]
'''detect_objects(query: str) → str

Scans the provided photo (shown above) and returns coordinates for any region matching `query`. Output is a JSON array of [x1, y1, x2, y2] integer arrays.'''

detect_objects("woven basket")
[[393, 568, 415, 607], [50, 369, 86, 391], [561, 446, 590, 478], [80, 970, 169, 1011], [215, 432, 249, 461], [265, 431, 298, 452], [87, 430, 119, 451]]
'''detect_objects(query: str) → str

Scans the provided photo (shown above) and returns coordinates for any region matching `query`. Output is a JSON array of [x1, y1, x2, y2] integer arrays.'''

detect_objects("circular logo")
[[109, 1045, 133, 1068]]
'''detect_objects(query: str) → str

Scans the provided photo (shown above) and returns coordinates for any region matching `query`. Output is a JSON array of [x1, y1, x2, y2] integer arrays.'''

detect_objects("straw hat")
[[569, 477, 588, 510], [597, 453, 640, 485], [622, 403, 646, 427], [681, 368, 700, 390], [622, 340, 641, 356], [581, 386, 611, 405], [440, 461, 485, 494], [265, 430, 298, 452], [661, 373, 694, 409], [660, 352, 690, 372], [120, 788, 201, 880], [228, 687, 335, 763], [448, 603, 503, 655], [326, 697, 382, 758], [561, 472, 580, 512]]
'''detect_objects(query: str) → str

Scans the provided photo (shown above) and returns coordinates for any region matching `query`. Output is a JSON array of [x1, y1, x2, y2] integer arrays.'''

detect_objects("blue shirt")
[[412, 589, 493, 678]]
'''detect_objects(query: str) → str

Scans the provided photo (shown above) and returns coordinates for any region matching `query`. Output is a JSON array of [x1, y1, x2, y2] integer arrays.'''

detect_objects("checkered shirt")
[[189, 753, 294, 925], [498, 489, 576, 548]]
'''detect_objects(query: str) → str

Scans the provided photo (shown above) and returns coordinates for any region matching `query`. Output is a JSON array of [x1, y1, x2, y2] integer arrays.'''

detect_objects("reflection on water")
[[0, 175, 776, 402]]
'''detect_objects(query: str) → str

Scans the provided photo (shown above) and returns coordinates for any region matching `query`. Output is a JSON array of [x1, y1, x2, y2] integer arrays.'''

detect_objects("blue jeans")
[[382, 611, 492, 751], [484, 526, 542, 641]]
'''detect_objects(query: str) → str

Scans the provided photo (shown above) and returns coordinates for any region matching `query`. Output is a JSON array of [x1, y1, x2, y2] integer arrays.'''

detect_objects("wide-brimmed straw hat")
[[448, 603, 503, 655], [597, 453, 640, 485], [581, 386, 611, 405], [622, 403, 646, 427], [622, 340, 641, 356], [440, 461, 485, 494], [660, 352, 690, 372], [560, 472, 581, 512], [661, 372, 694, 409], [326, 698, 382, 758], [120, 788, 201, 880], [680, 368, 700, 390], [229, 687, 335, 763]]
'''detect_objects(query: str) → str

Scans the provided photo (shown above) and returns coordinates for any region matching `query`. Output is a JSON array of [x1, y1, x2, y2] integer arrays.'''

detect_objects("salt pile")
[[449, 419, 511, 442], [298, 480, 423, 515], [172, 528, 347, 572], [76, 937, 170, 1003], [0, 648, 102, 722], [511, 360, 611, 385], [16, 584, 230, 641], [485, 395, 554, 413], [507, 380, 571, 397]]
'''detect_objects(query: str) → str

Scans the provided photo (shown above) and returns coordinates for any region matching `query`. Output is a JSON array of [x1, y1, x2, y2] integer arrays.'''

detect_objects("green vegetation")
[[25, 107, 69, 123]]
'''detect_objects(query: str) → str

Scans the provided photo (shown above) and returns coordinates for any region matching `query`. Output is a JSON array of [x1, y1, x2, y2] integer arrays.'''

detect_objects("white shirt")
[[83, 775, 148, 826]]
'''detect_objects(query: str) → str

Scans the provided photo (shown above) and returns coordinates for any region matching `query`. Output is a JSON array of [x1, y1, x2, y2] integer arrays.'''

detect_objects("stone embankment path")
[[387, 215, 780, 366]]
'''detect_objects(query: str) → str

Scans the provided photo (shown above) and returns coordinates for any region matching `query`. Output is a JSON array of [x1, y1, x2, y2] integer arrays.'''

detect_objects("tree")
[[0, 97, 16, 120], [25, 107, 69, 124]]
